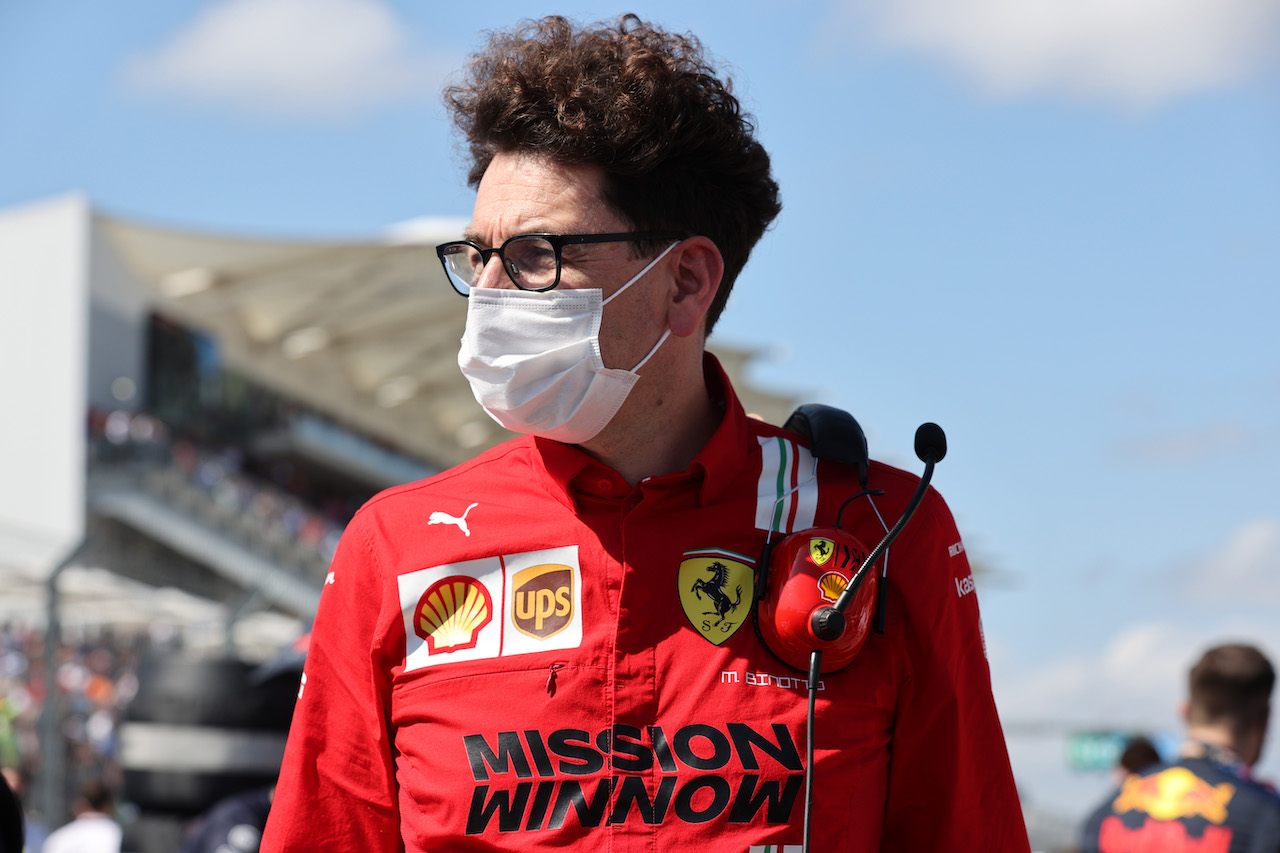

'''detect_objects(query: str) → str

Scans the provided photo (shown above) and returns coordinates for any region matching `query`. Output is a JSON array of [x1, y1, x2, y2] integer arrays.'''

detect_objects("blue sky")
[[3, 0, 1279, 824]]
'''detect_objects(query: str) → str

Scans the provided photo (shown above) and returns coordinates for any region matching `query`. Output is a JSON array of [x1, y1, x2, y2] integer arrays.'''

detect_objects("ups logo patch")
[[511, 563, 574, 639], [678, 548, 755, 646]]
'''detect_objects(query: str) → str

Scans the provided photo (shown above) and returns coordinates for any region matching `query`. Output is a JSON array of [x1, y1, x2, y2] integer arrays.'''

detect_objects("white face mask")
[[457, 242, 678, 444]]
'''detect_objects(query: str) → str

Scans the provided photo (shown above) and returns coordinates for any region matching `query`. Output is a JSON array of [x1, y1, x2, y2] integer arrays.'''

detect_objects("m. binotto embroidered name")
[[463, 723, 803, 834], [721, 670, 825, 691]]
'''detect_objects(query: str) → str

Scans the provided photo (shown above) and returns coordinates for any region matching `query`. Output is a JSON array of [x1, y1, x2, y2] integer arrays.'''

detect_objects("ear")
[[1178, 700, 1190, 724], [665, 236, 724, 338]]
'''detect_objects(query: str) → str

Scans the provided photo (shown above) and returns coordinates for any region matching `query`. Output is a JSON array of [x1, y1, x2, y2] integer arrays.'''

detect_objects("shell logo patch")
[[678, 548, 755, 646], [512, 564, 574, 639], [817, 571, 848, 602], [809, 537, 834, 566], [415, 576, 493, 654], [398, 546, 582, 672]]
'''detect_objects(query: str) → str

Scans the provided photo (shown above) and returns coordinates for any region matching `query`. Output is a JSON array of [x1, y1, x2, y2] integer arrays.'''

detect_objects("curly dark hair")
[[444, 14, 781, 334]]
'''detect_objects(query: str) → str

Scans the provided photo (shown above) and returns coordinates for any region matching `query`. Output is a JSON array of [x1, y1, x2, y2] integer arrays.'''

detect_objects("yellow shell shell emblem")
[[809, 537, 835, 566], [415, 576, 493, 654], [818, 571, 848, 602]]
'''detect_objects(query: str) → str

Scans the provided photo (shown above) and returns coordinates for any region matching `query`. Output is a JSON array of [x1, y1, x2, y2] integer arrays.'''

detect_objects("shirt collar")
[[530, 352, 756, 508], [1181, 739, 1252, 779]]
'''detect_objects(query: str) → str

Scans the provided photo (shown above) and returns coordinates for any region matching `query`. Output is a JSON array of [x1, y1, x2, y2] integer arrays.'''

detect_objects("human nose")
[[471, 249, 517, 290]]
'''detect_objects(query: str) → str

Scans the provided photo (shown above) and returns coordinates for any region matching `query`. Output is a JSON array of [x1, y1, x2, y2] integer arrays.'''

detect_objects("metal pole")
[[38, 541, 85, 831]]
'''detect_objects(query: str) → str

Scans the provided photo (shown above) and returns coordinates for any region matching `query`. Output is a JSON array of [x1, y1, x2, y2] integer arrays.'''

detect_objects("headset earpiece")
[[782, 405, 869, 490], [756, 525, 878, 673]]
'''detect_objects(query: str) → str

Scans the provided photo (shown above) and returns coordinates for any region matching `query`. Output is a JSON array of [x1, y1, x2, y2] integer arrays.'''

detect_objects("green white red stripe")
[[755, 435, 817, 533]]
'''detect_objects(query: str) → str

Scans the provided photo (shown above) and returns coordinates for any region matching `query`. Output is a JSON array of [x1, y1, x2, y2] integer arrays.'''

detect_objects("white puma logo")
[[427, 502, 479, 537]]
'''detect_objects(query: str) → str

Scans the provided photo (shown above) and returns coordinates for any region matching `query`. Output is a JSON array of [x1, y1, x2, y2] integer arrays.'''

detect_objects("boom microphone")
[[785, 421, 949, 853], [820, 422, 946, 629], [914, 421, 946, 465]]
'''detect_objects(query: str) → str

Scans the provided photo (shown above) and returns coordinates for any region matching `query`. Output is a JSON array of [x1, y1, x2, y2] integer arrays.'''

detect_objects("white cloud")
[[996, 622, 1193, 726], [834, 0, 1280, 108], [1182, 517, 1280, 605], [996, 519, 1280, 730], [1111, 420, 1255, 466], [120, 0, 455, 120]]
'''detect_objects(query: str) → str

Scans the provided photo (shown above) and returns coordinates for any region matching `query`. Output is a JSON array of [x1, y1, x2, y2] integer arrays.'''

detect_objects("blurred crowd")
[[90, 408, 350, 574], [1, 622, 172, 851]]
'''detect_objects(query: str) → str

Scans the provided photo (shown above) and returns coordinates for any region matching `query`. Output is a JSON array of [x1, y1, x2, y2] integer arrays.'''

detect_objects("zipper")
[[546, 662, 566, 696]]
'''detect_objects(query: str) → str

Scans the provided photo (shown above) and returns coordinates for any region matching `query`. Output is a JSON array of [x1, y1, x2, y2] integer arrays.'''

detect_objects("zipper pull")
[[546, 663, 565, 697]]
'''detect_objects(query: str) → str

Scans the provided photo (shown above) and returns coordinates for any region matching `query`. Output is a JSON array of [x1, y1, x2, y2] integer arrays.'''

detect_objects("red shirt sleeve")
[[879, 489, 1031, 852], [262, 511, 404, 852]]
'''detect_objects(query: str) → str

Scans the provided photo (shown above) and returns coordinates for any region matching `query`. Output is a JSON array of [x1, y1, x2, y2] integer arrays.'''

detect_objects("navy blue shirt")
[[1081, 758, 1280, 853]]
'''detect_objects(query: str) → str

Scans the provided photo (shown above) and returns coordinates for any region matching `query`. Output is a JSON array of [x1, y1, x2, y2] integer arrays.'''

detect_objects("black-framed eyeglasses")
[[435, 232, 683, 296]]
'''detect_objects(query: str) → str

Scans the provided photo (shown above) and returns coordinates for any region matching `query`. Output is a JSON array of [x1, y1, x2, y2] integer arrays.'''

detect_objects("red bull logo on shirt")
[[1098, 815, 1232, 852], [1112, 767, 1236, 824]]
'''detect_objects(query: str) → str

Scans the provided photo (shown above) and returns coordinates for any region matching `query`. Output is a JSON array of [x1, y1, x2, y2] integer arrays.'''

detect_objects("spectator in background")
[[1081, 642, 1280, 852], [1117, 735, 1162, 778], [0, 767, 43, 853], [42, 779, 121, 853], [0, 768, 21, 853]]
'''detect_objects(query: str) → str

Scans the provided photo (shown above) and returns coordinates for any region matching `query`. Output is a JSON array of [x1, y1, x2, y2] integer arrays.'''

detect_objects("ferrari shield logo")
[[809, 537, 835, 566], [678, 549, 755, 645]]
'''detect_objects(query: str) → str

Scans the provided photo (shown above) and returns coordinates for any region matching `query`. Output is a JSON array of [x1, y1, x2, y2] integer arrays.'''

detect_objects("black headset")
[[754, 404, 946, 671], [751, 404, 947, 852]]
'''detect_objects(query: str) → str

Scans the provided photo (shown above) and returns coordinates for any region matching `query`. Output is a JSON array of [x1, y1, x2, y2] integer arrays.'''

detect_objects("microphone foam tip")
[[914, 422, 947, 463]]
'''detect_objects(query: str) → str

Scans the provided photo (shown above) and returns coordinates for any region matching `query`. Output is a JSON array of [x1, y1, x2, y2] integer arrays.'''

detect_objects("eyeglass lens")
[[442, 236, 559, 292]]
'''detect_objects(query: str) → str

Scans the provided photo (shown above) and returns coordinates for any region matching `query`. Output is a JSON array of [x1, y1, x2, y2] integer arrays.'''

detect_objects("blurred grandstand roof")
[[99, 212, 799, 472]]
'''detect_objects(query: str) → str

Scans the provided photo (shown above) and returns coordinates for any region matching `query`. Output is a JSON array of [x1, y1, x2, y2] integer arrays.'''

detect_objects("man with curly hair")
[[263, 14, 1029, 852]]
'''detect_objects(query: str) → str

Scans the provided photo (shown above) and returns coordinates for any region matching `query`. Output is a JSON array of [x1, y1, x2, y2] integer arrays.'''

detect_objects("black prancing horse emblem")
[[690, 561, 743, 626]]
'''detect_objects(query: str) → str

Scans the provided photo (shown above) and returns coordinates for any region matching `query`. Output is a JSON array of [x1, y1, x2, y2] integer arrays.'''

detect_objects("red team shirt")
[[262, 357, 1030, 851]]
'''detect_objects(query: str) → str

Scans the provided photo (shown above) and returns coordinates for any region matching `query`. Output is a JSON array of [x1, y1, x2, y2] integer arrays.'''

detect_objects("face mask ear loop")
[[602, 241, 680, 306], [630, 329, 672, 372]]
